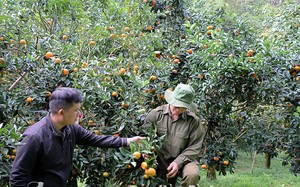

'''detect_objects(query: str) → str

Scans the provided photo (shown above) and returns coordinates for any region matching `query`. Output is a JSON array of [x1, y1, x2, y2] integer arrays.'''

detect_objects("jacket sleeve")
[[74, 124, 127, 148], [10, 135, 41, 187], [173, 119, 206, 169]]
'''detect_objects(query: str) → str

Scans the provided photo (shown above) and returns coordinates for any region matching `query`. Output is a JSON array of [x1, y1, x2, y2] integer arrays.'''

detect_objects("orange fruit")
[[45, 52, 53, 59], [82, 62, 88, 68], [141, 162, 148, 170], [44, 91, 52, 97], [20, 39, 26, 45], [134, 65, 139, 72], [203, 44, 207, 49], [145, 167, 156, 177], [150, 75, 157, 81], [110, 34, 115, 38], [89, 40, 96, 45], [187, 49, 193, 54], [62, 69, 69, 76], [152, 0, 157, 7], [294, 65, 300, 71], [88, 120, 94, 125], [201, 164, 208, 169], [112, 91, 118, 97], [102, 172, 109, 178], [120, 68, 126, 74], [198, 74, 205, 79], [113, 133, 119, 137], [199, 33, 203, 37], [0, 58, 5, 64], [10, 39, 15, 44], [124, 27, 130, 32], [28, 120, 35, 126], [73, 67, 79, 72], [147, 25, 152, 31], [149, 89, 155, 94], [248, 49, 255, 54], [11, 155, 15, 160], [62, 35, 68, 40], [121, 33, 127, 38], [174, 59, 180, 64], [223, 160, 229, 165], [213, 157, 219, 161], [144, 174, 150, 179], [155, 52, 161, 59], [94, 130, 101, 135], [55, 58, 61, 64], [207, 25, 214, 30], [12, 149, 17, 155], [206, 30, 212, 35], [127, 164, 132, 169], [5, 155, 11, 159], [121, 102, 129, 108], [133, 152, 141, 160], [26, 97, 33, 103], [0, 37, 3, 41]]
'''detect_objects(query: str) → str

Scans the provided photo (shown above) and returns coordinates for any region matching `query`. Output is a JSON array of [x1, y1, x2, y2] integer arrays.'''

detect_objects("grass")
[[78, 151, 299, 187], [199, 151, 300, 187]]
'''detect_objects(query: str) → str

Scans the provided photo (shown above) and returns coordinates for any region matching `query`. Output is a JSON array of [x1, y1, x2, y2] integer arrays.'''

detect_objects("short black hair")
[[49, 87, 83, 114]]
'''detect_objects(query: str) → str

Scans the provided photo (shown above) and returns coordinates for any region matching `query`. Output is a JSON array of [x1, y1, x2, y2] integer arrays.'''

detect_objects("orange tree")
[[1, 0, 300, 186]]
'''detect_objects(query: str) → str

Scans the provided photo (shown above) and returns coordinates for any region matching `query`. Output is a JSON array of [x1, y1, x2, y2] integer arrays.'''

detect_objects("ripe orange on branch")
[[150, 75, 157, 81], [120, 68, 126, 74], [112, 91, 118, 97], [133, 152, 141, 160], [174, 59, 180, 64], [187, 49, 193, 54], [207, 25, 214, 30], [26, 97, 33, 103], [145, 167, 156, 177], [141, 162, 148, 170], [45, 52, 53, 59], [89, 40, 96, 46], [20, 39, 26, 45], [102, 172, 109, 178], [62, 69, 69, 76], [201, 164, 208, 169], [62, 35, 68, 40]]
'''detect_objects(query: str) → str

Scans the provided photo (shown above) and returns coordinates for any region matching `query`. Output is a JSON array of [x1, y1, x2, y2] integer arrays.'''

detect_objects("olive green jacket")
[[143, 104, 206, 169]]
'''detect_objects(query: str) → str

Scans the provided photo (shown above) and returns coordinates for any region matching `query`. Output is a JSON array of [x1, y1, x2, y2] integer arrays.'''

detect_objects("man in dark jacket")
[[10, 87, 145, 187]]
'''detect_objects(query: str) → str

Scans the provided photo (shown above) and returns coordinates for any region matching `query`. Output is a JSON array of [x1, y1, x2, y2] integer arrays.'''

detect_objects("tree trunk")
[[206, 166, 217, 180], [251, 150, 257, 174], [265, 152, 271, 169]]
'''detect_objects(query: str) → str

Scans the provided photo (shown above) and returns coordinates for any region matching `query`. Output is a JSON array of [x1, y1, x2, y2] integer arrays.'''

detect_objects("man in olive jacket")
[[143, 83, 206, 187]]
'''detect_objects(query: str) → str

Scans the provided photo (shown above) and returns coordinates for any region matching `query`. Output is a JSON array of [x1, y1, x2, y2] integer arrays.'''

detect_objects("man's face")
[[170, 105, 187, 116], [63, 103, 81, 125]]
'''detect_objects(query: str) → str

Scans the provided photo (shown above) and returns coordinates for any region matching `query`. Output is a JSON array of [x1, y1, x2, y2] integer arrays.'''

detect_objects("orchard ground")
[[78, 151, 300, 187]]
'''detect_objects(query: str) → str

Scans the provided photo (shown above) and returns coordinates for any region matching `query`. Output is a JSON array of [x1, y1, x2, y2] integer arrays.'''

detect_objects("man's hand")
[[166, 162, 179, 178], [127, 136, 146, 145]]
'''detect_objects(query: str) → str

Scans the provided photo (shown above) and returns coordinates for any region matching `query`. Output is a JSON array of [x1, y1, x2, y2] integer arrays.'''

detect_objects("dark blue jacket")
[[10, 115, 127, 187]]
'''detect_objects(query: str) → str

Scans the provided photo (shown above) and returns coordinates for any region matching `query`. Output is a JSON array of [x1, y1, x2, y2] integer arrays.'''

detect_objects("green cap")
[[164, 83, 197, 112]]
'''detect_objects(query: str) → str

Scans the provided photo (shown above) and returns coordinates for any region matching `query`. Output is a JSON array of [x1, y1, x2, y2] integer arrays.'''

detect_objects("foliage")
[[0, 0, 300, 186]]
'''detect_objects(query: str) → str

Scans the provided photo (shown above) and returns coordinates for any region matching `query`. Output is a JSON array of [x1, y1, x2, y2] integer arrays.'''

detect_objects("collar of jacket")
[[162, 104, 187, 120], [45, 114, 71, 137]]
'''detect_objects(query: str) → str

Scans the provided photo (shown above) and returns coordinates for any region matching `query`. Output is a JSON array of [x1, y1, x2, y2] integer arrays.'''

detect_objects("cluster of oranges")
[[4, 149, 17, 161], [132, 152, 157, 179], [201, 156, 229, 170], [290, 64, 300, 77]]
